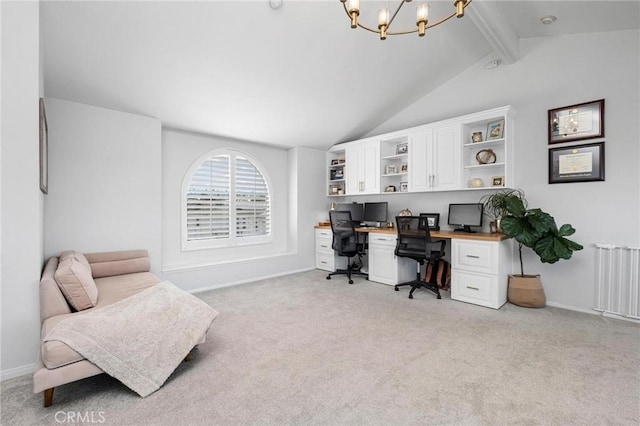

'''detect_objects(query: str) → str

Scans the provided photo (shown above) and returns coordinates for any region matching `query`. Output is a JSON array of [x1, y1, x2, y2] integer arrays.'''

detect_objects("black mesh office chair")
[[326, 210, 368, 284], [394, 215, 446, 299]]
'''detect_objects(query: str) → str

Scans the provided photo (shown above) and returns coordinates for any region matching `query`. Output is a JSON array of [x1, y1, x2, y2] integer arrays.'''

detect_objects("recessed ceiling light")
[[540, 15, 557, 25]]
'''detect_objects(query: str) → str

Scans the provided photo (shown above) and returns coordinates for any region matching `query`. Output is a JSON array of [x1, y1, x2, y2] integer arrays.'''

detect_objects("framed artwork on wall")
[[39, 98, 48, 194], [548, 99, 604, 144], [548, 142, 605, 184]]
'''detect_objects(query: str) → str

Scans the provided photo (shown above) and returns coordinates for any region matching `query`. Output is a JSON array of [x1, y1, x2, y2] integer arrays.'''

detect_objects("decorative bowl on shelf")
[[476, 149, 497, 164]]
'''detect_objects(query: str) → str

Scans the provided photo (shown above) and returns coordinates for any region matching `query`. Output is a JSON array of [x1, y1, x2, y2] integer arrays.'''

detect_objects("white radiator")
[[595, 244, 640, 320]]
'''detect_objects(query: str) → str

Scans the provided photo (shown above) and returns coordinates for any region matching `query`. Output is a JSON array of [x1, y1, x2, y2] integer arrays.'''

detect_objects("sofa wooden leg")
[[184, 352, 192, 362], [44, 388, 54, 407]]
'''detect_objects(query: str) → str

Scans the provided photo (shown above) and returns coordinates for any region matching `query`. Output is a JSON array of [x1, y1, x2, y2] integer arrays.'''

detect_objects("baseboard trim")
[[1, 363, 36, 382], [545, 301, 597, 315], [188, 267, 316, 295]]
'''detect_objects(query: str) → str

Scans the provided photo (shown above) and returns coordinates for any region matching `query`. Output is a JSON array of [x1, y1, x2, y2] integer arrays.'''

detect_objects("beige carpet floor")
[[2, 270, 639, 425]]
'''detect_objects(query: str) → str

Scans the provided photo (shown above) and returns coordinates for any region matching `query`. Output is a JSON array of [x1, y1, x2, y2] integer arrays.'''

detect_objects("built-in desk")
[[314, 225, 511, 309]]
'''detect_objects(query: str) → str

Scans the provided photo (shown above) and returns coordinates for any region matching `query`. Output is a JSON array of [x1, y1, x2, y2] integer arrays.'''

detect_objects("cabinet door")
[[408, 130, 433, 192], [368, 243, 397, 285], [345, 140, 380, 195], [431, 123, 461, 190]]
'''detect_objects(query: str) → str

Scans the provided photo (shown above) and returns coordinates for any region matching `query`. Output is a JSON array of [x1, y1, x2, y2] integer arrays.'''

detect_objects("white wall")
[[44, 99, 162, 271], [161, 129, 326, 291], [363, 29, 640, 312], [0, 0, 43, 378]]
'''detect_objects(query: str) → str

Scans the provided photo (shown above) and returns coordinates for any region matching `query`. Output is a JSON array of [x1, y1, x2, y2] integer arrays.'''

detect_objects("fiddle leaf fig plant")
[[499, 196, 583, 277]]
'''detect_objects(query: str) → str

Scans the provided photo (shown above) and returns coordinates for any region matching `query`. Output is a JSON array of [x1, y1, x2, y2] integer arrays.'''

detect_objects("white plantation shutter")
[[184, 150, 271, 249], [186, 155, 230, 241], [235, 156, 270, 238]]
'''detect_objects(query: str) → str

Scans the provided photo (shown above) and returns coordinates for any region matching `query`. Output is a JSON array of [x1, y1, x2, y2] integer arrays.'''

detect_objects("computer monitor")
[[363, 202, 388, 225], [335, 203, 364, 223], [448, 203, 483, 233]]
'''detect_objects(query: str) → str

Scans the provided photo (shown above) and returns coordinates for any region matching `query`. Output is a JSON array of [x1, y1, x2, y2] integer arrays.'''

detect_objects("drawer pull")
[[466, 286, 480, 291], [376, 238, 389, 241], [320, 245, 328, 248], [466, 255, 480, 259], [320, 261, 328, 265]]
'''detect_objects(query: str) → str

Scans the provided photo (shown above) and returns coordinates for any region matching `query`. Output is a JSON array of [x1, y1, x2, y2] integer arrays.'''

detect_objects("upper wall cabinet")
[[409, 122, 461, 192], [345, 138, 380, 195], [326, 105, 516, 196]]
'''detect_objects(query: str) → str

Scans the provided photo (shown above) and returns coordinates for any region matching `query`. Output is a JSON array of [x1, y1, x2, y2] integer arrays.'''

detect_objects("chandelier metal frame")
[[340, 0, 472, 40]]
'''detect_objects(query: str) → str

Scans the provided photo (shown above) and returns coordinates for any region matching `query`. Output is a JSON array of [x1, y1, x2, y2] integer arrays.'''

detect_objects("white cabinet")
[[408, 123, 461, 192], [461, 106, 516, 189], [346, 139, 380, 195], [327, 106, 516, 195], [451, 239, 511, 309], [368, 233, 417, 285], [315, 229, 347, 272]]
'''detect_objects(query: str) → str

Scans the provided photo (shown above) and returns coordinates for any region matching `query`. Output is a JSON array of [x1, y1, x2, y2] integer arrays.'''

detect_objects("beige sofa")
[[34, 249, 196, 407]]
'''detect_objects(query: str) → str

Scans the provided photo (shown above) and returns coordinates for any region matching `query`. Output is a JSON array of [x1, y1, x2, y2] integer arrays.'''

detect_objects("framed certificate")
[[548, 142, 604, 184], [548, 99, 604, 144]]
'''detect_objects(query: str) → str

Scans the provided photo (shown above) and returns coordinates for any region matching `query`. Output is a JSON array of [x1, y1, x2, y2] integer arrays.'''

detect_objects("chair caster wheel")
[[326, 276, 331, 280], [349, 280, 354, 284], [437, 295, 442, 299], [394, 287, 399, 292], [409, 294, 413, 299]]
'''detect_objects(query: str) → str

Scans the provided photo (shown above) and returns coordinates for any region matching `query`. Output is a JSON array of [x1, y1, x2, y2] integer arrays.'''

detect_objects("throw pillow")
[[54, 257, 98, 311]]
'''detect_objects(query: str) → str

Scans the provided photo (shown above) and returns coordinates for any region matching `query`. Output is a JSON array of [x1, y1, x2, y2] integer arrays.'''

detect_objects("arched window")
[[182, 149, 272, 250]]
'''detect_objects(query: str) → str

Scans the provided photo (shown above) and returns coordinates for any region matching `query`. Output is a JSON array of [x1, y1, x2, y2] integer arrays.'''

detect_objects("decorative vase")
[[398, 208, 412, 216], [508, 274, 545, 308]]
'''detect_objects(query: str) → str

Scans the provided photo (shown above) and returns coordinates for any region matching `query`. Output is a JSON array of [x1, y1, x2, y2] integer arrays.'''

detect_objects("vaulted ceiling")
[[41, 1, 639, 149]]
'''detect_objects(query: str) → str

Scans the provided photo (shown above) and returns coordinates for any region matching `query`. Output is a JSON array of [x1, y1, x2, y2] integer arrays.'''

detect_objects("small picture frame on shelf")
[[385, 185, 396, 192], [400, 163, 408, 173], [385, 164, 397, 174], [396, 143, 408, 155], [486, 119, 505, 140], [471, 131, 483, 143], [491, 176, 504, 187], [399, 182, 408, 192]]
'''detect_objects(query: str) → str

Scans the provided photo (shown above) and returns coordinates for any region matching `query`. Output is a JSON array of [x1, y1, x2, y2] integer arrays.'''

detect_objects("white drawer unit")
[[451, 239, 510, 309], [368, 233, 417, 286], [315, 229, 347, 272]]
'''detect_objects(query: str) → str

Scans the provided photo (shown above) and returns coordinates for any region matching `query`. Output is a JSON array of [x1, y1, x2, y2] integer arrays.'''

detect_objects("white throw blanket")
[[44, 281, 218, 397]]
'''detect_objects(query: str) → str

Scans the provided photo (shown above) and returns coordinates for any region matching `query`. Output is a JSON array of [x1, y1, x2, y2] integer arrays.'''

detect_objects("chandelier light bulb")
[[416, 3, 428, 36]]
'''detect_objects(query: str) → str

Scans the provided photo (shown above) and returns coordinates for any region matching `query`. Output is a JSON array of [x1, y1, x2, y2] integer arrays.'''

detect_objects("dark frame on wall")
[[548, 99, 604, 144], [548, 142, 605, 184], [39, 98, 48, 194]]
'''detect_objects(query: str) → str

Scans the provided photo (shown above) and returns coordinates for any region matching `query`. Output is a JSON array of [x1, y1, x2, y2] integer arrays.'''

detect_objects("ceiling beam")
[[466, 0, 520, 64]]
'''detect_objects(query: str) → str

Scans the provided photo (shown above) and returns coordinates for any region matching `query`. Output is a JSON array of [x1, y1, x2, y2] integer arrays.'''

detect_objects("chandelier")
[[340, 0, 472, 40]]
